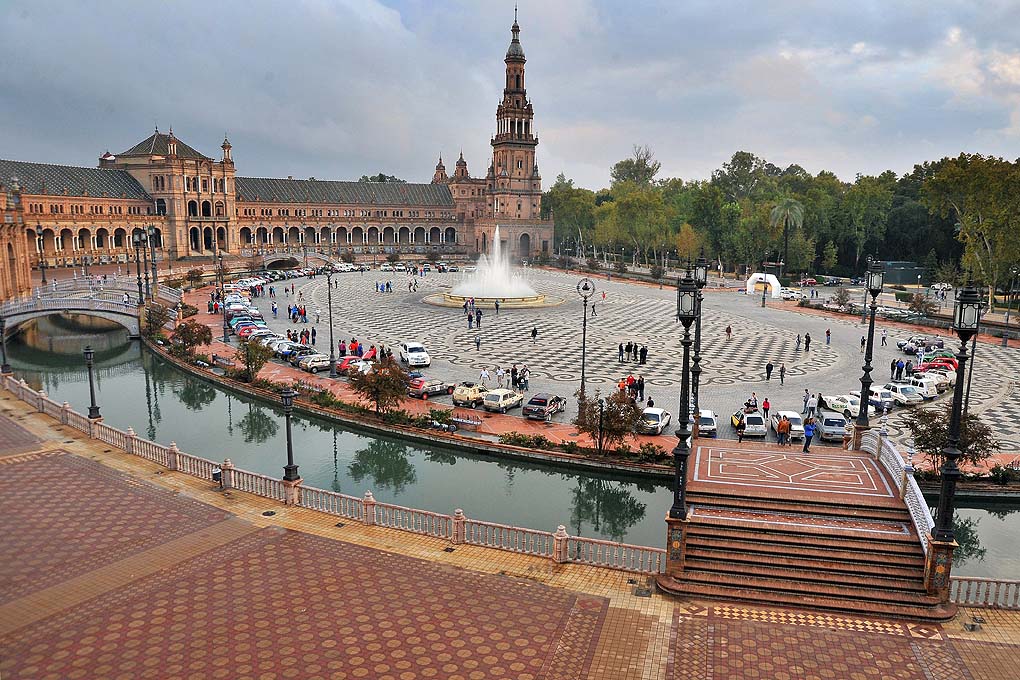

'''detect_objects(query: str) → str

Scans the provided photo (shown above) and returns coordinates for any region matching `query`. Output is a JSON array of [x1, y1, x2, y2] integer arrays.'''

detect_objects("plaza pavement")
[[3, 388, 1019, 680]]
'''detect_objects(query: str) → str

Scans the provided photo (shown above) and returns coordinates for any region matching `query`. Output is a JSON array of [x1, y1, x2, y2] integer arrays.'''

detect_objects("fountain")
[[424, 226, 562, 308]]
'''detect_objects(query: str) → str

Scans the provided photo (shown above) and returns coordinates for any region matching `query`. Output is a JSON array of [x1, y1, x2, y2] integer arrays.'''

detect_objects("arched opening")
[[41, 229, 56, 254], [187, 200, 198, 217], [272, 227, 285, 244], [216, 226, 226, 250], [155, 198, 167, 215], [351, 226, 364, 244], [214, 201, 224, 217], [305, 226, 317, 245], [113, 228, 126, 248], [368, 226, 380, 244], [288, 226, 301, 244], [201, 200, 212, 217], [320, 226, 332, 245], [444, 227, 456, 244], [203, 227, 214, 251], [150, 229, 163, 248], [428, 227, 441, 244], [336, 227, 349, 244], [382, 227, 395, 245], [397, 227, 410, 244], [240, 227, 252, 246], [77, 228, 91, 252], [482, 232, 488, 254], [6, 243, 16, 295], [413, 227, 426, 244], [257, 227, 269, 245], [95, 228, 109, 249], [189, 227, 201, 252], [58, 228, 73, 251], [519, 233, 531, 259]]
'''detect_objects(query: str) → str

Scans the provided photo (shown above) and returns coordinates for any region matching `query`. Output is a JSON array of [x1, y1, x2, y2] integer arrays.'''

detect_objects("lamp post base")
[[662, 514, 690, 578], [923, 533, 957, 602], [87, 406, 102, 420], [281, 476, 303, 506], [0, 364, 11, 376], [851, 423, 871, 450]]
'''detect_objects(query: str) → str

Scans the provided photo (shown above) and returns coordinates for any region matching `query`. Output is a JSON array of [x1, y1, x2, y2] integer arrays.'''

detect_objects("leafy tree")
[[832, 288, 852, 309], [933, 259, 961, 287], [822, 241, 838, 272], [340, 251, 356, 264], [185, 268, 204, 287], [358, 173, 405, 183], [610, 145, 661, 187], [143, 304, 173, 338], [784, 229, 816, 274], [769, 197, 805, 273], [348, 356, 409, 415], [907, 293, 938, 317], [711, 151, 780, 202], [171, 319, 212, 357], [845, 175, 893, 270], [234, 339, 274, 383], [906, 404, 1000, 473], [573, 389, 641, 456], [675, 223, 702, 260], [543, 173, 596, 246]]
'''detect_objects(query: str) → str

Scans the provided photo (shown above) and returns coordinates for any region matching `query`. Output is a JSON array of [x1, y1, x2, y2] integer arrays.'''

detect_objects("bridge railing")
[[0, 297, 139, 318], [950, 577, 1020, 608], [861, 430, 935, 556]]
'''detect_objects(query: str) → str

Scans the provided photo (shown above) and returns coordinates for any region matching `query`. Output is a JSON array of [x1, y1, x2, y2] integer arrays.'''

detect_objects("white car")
[[819, 394, 876, 421], [731, 409, 768, 437], [882, 383, 924, 406], [637, 408, 672, 435], [379, 263, 394, 272], [779, 288, 802, 301], [398, 342, 431, 367], [769, 410, 805, 440]]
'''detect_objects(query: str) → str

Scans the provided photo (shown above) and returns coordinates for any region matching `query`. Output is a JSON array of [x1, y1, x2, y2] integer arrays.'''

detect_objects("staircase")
[[662, 488, 955, 621]]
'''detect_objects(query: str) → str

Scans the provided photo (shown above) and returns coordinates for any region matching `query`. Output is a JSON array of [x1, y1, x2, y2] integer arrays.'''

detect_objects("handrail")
[[1, 297, 139, 317], [463, 519, 555, 557], [567, 535, 666, 573], [877, 438, 935, 554], [950, 576, 1020, 609], [297, 486, 364, 520], [232, 468, 285, 501], [373, 501, 452, 538]]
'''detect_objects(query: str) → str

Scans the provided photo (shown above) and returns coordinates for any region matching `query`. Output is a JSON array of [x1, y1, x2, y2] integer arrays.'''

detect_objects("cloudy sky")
[[3, 0, 1020, 189]]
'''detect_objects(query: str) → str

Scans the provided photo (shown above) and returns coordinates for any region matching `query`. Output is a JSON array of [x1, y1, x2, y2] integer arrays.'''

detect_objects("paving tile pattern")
[[0, 527, 608, 680], [0, 409, 40, 455], [0, 452, 229, 604]]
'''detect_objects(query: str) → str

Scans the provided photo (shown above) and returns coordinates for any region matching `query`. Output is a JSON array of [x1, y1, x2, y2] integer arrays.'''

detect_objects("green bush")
[[894, 292, 912, 303], [614, 443, 632, 456], [429, 408, 452, 425], [180, 303, 198, 318], [989, 464, 1018, 485], [310, 390, 341, 408], [560, 440, 580, 454], [381, 408, 410, 424], [637, 442, 668, 463]]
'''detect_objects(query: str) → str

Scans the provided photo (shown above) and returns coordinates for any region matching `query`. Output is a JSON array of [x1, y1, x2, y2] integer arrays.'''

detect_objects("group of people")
[[478, 363, 531, 391], [286, 327, 316, 346], [617, 374, 646, 401], [463, 300, 485, 329], [374, 281, 394, 293], [891, 358, 916, 381], [617, 342, 648, 364]]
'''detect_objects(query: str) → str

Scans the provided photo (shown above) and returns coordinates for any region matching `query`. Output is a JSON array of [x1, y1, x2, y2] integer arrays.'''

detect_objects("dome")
[[505, 21, 525, 60]]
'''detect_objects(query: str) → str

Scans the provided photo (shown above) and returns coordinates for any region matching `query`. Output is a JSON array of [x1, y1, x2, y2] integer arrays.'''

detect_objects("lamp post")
[[596, 397, 606, 455], [281, 388, 300, 481], [861, 255, 873, 324], [670, 272, 698, 520], [146, 224, 159, 297], [218, 254, 230, 343], [761, 252, 769, 308], [963, 299, 986, 417], [576, 277, 595, 396], [931, 285, 982, 548], [1003, 265, 1019, 347], [0, 316, 11, 374], [326, 269, 338, 378], [37, 233, 47, 285], [84, 345, 101, 419], [131, 232, 144, 304], [139, 230, 151, 300], [855, 260, 885, 436], [690, 253, 708, 435]]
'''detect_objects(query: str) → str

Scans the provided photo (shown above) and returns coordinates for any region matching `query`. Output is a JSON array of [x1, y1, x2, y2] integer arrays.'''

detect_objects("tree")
[[933, 259, 961, 287], [907, 293, 938, 317], [358, 173, 405, 183], [573, 389, 641, 455], [845, 175, 893, 270], [348, 356, 410, 415], [711, 151, 779, 202], [543, 173, 596, 246], [185, 268, 204, 287], [906, 404, 1000, 473], [143, 304, 172, 338], [610, 145, 661, 187], [675, 223, 702, 260], [171, 319, 212, 357], [234, 339, 274, 383], [769, 197, 804, 274], [832, 287, 852, 309], [822, 241, 838, 272]]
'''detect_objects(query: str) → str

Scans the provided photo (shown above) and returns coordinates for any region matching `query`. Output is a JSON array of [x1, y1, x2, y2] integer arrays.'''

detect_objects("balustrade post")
[[221, 459, 235, 490], [166, 441, 180, 471], [924, 534, 957, 602], [61, 401, 71, 425], [36, 388, 46, 412], [124, 426, 137, 454], [281, 475, 302, 506], [452, 509, 466, 544], [362, 491, 377, 525], [901, 461, 914, 499], [552, 525, 570, 564]]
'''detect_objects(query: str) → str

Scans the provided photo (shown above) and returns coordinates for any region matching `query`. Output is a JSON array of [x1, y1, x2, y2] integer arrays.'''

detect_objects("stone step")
[[681, 569, 934, 605], [686, 523, 924, 555], [688, 506, 918, 544], [683, 554, 926, 592], [685, 545, 925, 579], [687, 492, 911, 522], [657, 577, 955, 622]]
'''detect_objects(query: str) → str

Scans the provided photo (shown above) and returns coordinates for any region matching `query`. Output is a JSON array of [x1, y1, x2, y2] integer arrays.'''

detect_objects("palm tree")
[[770, 197, 805, 279]]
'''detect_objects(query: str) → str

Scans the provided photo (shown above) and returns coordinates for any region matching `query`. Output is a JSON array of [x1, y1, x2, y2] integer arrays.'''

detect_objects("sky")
[[2, 0, 1020, 189]]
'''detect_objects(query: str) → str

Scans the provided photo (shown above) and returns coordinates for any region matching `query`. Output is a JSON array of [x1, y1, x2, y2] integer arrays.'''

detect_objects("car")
[[917, 358, 958, 372], [799, 277, 817, 286], [408, 378, 454, 399], [273, 341, 305, 358], [818, 394, 876, 421], [816, 411, 849, 442], [286, 346, 319, 366], [636, 407, 672, 435], [447, 265, 459, 272], [907, 375, 940, 399], [769, 411, 805, 440], [482, 388, 524, 413], [522, 393, 567, 420], [851, 388, 895, 413], [921, 366, 957, 387], [452, 381, 488, 407], [931, 282, 953, 292], [394, 263, 407, 272], [243, 329, 277, 342], [236, 324, 269, 339], [923, 349, 955, 362], [779, 288, 802, 301], [349, 360, 375, 375], [849, 277, 865, 286], [697, 409, 718, 437], [302, 355, 335, 373], [398, 342, 431, 367], [730, 409, 768, 437], [882, 383, 924, 406], [297, 353, 330, 370], [824, 277, 843, 286], [255, 334, 284, 348]]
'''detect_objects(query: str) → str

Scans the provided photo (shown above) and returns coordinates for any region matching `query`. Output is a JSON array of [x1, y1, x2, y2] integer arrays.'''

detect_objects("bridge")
[[245, 248, 344, 269]]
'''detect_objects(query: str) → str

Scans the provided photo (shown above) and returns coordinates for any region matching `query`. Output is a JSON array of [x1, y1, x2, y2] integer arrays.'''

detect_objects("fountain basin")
[[423, 292, 564, 309]]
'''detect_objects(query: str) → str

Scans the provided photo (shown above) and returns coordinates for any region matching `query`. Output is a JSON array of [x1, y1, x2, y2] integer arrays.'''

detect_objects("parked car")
[[730, 409, 768, 437], [336, 355, 365, 375], [274, 341, 305, 358], [482, 388, 524, 413], [769, 411, 805, 440], [882, 383, 924, 406], [287, 346, 319, 366], [818, 394, 875, 420], [398, 342, 431, 367], [800, 277, 817, 286], [931, 282, 953, 292], [779, 288, 802, 301], [637, 408, 672, 435], [452, 381, 488, 407], [849, 277, 865, 286], [297, 353, 330, 370], [906, 375, 940, 399], [921, 366, 957, 387], [379, 263, 394, 272], [408, 378, 454, 399], [697, 409, 718, 437], [851, 387, 895, 413], [302, 355, 336, 373], [816, 411, 848, 442], [522, 393, 567, 420], [917, 357, 958, 372], [823, 277, 843, 286]]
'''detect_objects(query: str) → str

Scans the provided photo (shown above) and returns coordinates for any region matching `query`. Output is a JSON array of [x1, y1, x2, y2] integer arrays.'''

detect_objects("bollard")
[[362, 491, 377, 525], [166, 441, 180, 471], [124, 426, 137, 454], [452, 509, 466, 544], [552, 525, 570, 564], [61, 401, 71, 425], [221, 459, 235, 490]]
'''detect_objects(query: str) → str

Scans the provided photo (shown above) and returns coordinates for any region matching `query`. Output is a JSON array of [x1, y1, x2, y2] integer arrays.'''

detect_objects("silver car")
[[816, 411, 848, 442]]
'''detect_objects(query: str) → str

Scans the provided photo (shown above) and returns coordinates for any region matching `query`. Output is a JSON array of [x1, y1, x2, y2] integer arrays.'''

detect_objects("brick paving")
[[0, 395, 1017, 679], [0, 407, 40, 456]]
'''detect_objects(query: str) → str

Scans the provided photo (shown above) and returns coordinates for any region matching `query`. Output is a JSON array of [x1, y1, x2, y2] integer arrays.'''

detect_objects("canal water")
[[6, 317, 1018, 577]]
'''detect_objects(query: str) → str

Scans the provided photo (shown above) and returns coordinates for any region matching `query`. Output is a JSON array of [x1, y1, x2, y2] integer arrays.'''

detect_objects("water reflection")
[[238, 402, 279, 444], [570, 478, 647, 542], [349, 439, 416, 493]]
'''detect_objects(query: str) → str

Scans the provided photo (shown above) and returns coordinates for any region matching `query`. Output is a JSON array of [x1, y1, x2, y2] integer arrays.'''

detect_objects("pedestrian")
[[339, 340, 346, 356], [479, 367, 490, 387], [725, 325, 732, 340], [881, 329, 888, 347], [776, 416, 788, 446], [272, 301, 278, 318], [762, 397, 770, 419], [766, 361, 774, 381], [495, 366, 505, 388], [618, 343, 624, 362], [531, 326, 538, 343], [891, 359, 898, 380], [647, 397, 654, 408], [494, 300, 500, 316], [795, 334, 802, 351], [468, 314, 473, 330], [802, 389, 810, 414], [476, 308, 482, 328], [637, 375, 645, 401], [474, 335, 481, 351], [625, 341, 633, 360], [860, 336, 866, 353], [640, 345, 647, 364], [311, 327, 317, 346], [807, 393, 818, 417], [510, 364, 519, 390], [804, 332, 811, 352], [803, 418, 816, 452], [736, 419, 746, 443], [825, 328, 831, 345], [631, 341, 639, 362], [520, 364, 530, 391], [779, 363, 786, 385]]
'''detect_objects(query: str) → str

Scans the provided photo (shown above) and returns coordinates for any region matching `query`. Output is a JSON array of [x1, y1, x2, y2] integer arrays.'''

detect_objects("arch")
[[216, 226, 226, 250], [6, 243, 15, 295], [428, 227, 441, 244], [203, 227, 214, 251], [150, 228, 163, 248], [397, 226, 410, 244], [113, 228, 126, 248], [240, 227, 252, 246], [272, 226, 285, 244], [155, 198, 167, 215], [95, 228, 109, 249], [336, 226, 349, 244], [214, 201, 225, 217], [201, 200, 212, 217], [444, 227, 456, 244], [746, 272, 782, 298], [481, 232, 488, 254], [190, 227, 201, 252], [519, 233, 531, 258], [382, 227, 395, 245], [58, 228, 73, 251], [304, 226, 317, 244], [320, 226, 332, 245], [351, 226, 365, 244], [413, 226, 426, 244], [77, 227, 92, 251], [257, 226, 269, 245], [367, 226, 380, 244], [287, 226, 301, 244], [187, 200, 198, 217], [1, 305, 140, 337]]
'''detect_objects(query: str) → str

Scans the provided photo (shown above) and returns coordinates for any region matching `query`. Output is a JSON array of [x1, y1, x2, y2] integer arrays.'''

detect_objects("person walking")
[[510, 364, 519, 390], [736, 419, 746, 443], [495, 366, 505, 388], [804, 332, 812, 352], [860, 336, 866, 353], [272, 301, 278, 318], [802, 389, 810, 414], [725, 325, 732, 340], [803, 418, 816, 452], [762, 397, 770, 420], [531, 326, 538, 343], [494, 300, 500, 316], [520, 364, 530, 391], [475, 308, 482, 328], [795, 334, 802, 351], [807, 393, 818, 417], [637, 375, 645, 402], [881, 329, 888, 347], [632, 341, 639, 362], [639, 345, 647, 364], [467, 314, 474, 330], [310, 327, 317, 346], [777, 416, 789, 447], [765, 361, 774, 381], [779, 363, 786, 385], [479, 366, 491, 387], [825, 328, 831, 345], [618, 343, 625, 362]]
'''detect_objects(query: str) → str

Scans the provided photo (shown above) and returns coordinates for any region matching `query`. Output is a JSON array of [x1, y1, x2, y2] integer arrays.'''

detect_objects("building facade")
[[0, 18, 553, 283]]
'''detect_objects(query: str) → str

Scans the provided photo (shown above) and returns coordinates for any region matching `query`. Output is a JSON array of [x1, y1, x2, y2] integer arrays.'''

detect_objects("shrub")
[[614, 443, 632, 456], [894, 292, 913, 303], [560, 440, 580, 454], [650, 264, 665, 280], [185, 268, 204, 286], [180, 303, 198, 318], [529, 434, 554, 450], [381, 408, 411, 424], [989, 464, 1018, 486], [310, 390, 341, 409], [638, 442, 668, 463], [428, 407, 452, 425], [613, 260, 627, 274], [498, 432, 532, 447], [908, 293, 938, 317], [585, 256, 600, 271], [386, 252, 401, 263]]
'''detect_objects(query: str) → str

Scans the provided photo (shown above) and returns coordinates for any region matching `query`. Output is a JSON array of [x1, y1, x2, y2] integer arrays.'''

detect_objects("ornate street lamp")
[[690, 253, 708, 435], [146, 224, 159, 296], [131, 232, 144, 304], [761, 252, 769, 308], [326, 269, 338, 378], [84, 345, 101, 419], [855, 259, 884, 433], [860, 255, 874, 324], [281, 388, 300, 481], [1003, 265, 1019, 347], [37, 231, 48, 285], [576, 277, 595, 396], [0, 315, 11, 374], [931, 285, 982, 544], [218, 254, 230, 343], [670, 272, 698, 520], [139, 230, 151, 300]]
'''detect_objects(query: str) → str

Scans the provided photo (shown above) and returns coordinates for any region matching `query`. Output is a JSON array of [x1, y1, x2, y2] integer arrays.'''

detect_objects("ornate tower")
[[431, 155, 448, 184], [489, 15, 542, 220]]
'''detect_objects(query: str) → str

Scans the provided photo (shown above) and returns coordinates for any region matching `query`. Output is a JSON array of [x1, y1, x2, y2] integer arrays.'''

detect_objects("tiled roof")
[[235, 176, 454, 207], [0, 159, 151, 200], [120, 132, 211, 160]]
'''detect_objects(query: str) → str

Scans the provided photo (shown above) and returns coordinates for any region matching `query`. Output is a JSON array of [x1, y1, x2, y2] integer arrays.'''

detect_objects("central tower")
[[488, 16, 542, 220]]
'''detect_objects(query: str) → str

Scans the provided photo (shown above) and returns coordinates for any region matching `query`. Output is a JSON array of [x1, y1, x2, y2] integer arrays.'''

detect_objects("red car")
[[800, 277, 817, 286], [336, 356, 362, 375], [917, 358, 958, 372]]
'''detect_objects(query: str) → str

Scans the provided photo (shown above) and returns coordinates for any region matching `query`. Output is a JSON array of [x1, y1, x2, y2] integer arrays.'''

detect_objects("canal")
[[6, 317, 1018, 577]]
